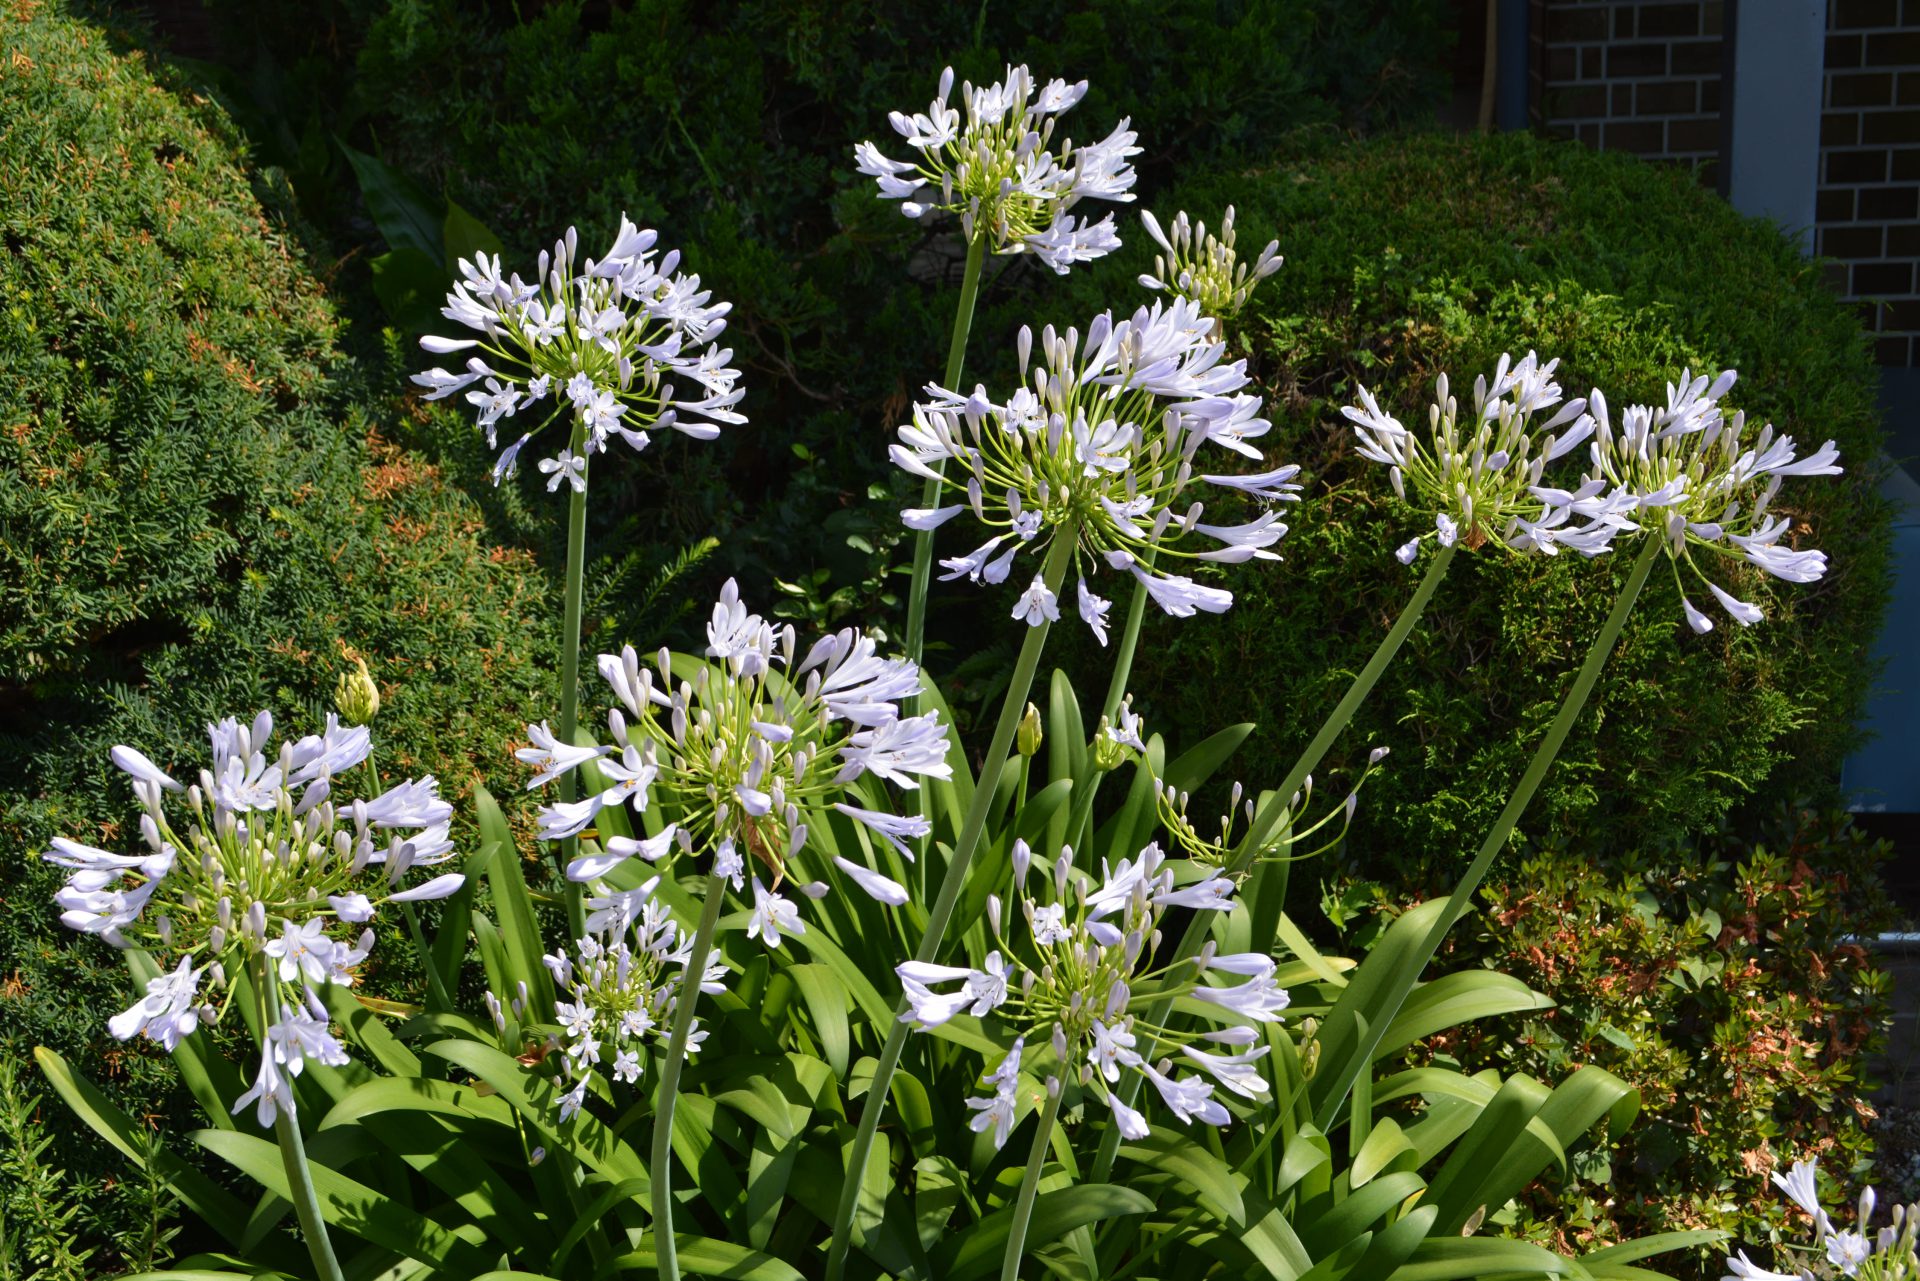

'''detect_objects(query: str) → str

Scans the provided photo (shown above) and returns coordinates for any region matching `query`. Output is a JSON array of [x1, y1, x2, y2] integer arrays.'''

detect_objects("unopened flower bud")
[[1016, 703, 1044, 757], [1091, 722, 1126, 772], [334, 655, 380, 724]]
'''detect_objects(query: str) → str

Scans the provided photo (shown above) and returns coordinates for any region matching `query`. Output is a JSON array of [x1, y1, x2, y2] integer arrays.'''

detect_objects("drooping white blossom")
[[522, 580, 945, 944], [897, 838, 1285, 1147], [855, 65, 1138, 272], [46, 714, 462, 1126], [1563, 367, 1843, 633], [891, 299, 1299, 639], [411, 218, 742, 487]]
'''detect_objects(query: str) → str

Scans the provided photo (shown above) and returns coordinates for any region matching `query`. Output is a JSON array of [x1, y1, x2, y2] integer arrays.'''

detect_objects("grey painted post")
[[1726, 0, 1825, 251]]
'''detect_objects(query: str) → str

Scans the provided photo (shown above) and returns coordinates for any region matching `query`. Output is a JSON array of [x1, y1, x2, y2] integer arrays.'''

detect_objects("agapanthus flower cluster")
[[1344, 351, 1615, 564], [46, 713, 464, 1125], [1553, 367, 1842, 633], [410, 217, 743, 488], [854, 64, 1139, 274], [1158, 747, 1392, 870], [523, 882, 728, 1121], [519, 579, 950, 940], [891, 298, 1301, 643], [897, 839, 1287, 1146], [1137, 207, 1282, 322], [1723, 1158, 1917, 1280]]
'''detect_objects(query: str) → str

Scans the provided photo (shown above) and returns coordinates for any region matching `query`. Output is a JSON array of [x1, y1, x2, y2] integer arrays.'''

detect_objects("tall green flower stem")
[[245, 953, 346, 1281], [557, 413, 592, 941], [1064, 560, 1155, 855], [1306, 531, 1660, 1132], [826, 521, 1080, 1281], [649, 868, 728, 1281], [1089, 541, 1459, 1183], [902, 233, 988, 671], [1001, 1084, 1067, 1281]]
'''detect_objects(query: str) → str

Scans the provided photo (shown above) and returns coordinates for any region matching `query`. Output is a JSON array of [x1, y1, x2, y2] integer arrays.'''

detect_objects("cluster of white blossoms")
[[1343, 351, 1612, 565], [1724, 1158, 1917, 1280], [1137, 207, 1283, 322], [1557, 368, 1842, 633], [891, 298, 1301, 643], [410, 217, 743, 489], [526, 883, 727, 1121], [854, 64, 1139, 274], [46, 714, 464, 1126], [518, 579, 951, 941], [897, 839, 1288, 1147]]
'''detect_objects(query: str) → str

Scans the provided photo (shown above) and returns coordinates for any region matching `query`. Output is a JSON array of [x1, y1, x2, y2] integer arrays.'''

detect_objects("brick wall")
[[1539, 1, 1726, 163], [1820, 0, 1920, 366]]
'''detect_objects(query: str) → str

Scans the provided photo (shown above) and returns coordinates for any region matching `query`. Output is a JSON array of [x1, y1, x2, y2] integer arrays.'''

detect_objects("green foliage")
[[184, 0, 1451, 627], [0, 2, 554, 1256], [1455, 808, 1892, 1274], [1056, 130, 1893, 882], [37, 675, 1712, 1279]]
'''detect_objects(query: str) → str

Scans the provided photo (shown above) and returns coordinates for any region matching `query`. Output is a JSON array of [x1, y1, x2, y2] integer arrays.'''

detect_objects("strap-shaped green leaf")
[[192, 1127, 495, 1275], [1163, 723, 1256, 795], [425, 1039, 648, 1187], [934, 1184, 1153, 1281], [1371, 970, 1554, 1059], [475, 784, 556, 1016], [34, 1047, 301, 1271], [787, 963, 853, 1078], [597, 1233, 806, 1281], [1118, 1133, 1246, 1225]]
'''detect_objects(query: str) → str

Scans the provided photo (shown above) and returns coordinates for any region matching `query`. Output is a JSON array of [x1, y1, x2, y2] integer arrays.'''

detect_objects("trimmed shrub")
[[0, 6, 554, 1266], [1055, 131, 1894, 882]]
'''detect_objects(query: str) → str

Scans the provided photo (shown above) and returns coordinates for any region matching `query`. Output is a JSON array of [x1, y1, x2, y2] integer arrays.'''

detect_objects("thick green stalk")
[[246, 954, 345, 1281], [649, 869, 727, 1281], [1099, 572, 1152, 723], [825, 524, 1078, 1281], [1308, 531, 1660, 1132], [557, 414, 591, 941], [1000, 1084, 1066, 1281], [902, 233, 988, 670], [1088, 541, 1458, 1183]]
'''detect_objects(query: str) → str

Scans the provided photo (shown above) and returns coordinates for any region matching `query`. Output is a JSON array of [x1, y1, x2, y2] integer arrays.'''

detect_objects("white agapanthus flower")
[[48, 713, 463, 1126], [896, 839, 1286, 1148], [891, 298, 1300, 642], [1344, 351, 1620, 564], [1556, 367, 1844, 633], [854, 64, 1139, 273], [523, 883, 724, 1116], [1722, 1156, 1918, 1280], [410, 217, 743, 486], [1138, 207, 1282, 322], [520, 579, 948, 942]]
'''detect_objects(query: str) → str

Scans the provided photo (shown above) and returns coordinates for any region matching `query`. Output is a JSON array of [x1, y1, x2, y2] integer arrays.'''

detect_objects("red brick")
[[1833, 72, 1896, 108], [1583, 47, 1603, 78], [1613, 83, 1633, 114], [1546, 7, 1608, 41], [1701, 77, 1723, 112], [1671, 40, 1724, 75], [1604, 120, 1667, 153], [1830, 34, 1865, 70], [1899, 73, 1920, 105], [1637, 80, 1698, 114], [1614, 5, 1635, 38], [1854, 262, 1913, 294], [1823, 224, 1885, 257], [1824, 112, 1862, 147], [1857, 301, 1885, 330], [1865, 111, 1920, 144], [1837, 0, 1901, 26], [1860, 185, 1920, 219], [1703, 0, 1723, 35], [1829, 150, 1890, 183], [1866, 32, 1920, 66], [1824, 261, 1853, 294], [1669, 117, 1721, 152], [1887, 224, 1920, 255], [1551, 85, 1607, 118], [1875, 336, 1910, 366], [1894, 148, 1920, 179], [1608, 43, 1669, 77], [1818, 187, 1858, 222], [1639, 3, 1702, 37]]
